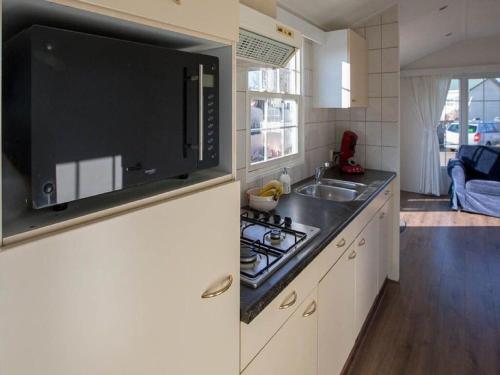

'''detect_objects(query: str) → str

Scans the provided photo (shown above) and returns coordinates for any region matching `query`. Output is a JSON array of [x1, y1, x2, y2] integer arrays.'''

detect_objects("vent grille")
[[237, 29, 296, 67]]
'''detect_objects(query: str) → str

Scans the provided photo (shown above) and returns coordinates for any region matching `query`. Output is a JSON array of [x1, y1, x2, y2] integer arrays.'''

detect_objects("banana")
[[260, 188, 277, 197], [259, 180, 284, 199]]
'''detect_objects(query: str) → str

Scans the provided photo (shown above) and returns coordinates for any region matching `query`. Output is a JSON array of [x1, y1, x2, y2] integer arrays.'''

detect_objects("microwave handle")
[[198, 64, 204, 162]]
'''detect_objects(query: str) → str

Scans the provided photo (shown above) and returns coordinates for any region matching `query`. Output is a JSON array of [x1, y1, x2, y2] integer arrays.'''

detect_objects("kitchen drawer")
[[315, 221, 357, 280], [372, 181, 393, 212], [240, 260, 319, 371]]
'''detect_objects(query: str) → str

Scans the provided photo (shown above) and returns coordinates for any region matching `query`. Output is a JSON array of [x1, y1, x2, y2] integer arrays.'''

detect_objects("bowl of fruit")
[[247, 180, 284, 212]]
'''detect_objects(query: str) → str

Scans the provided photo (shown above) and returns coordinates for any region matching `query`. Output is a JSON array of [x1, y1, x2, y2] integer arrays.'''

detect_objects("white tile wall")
[[236, 7, 400, 204], [368, 49, 382, 73], [381, 73, 399, 98], [368, 74, 382, 98], [366, 25, 382, 50], [365, 122, 382, 146], [335, 5, 400, 173], [381, 48, 399, 73], [381, 23, 399, 48], [366, 98, 382, 122]]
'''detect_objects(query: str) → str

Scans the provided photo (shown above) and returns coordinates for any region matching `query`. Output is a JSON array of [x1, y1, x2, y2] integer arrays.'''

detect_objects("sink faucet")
[[314, 161, 332, 183]]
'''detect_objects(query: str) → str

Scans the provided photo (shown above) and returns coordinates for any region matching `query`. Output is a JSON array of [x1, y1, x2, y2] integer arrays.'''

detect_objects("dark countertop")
[[240, 168, 397, 324]]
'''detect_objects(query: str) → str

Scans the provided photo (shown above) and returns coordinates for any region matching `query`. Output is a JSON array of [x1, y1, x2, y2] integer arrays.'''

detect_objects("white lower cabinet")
[[354, 216, 380, 335], [0, 182, 240, 375], [378, 198, 393, 290], [318, 245, 356, 375], [242, 188, 396, 375], [242, 288, 318, 375]]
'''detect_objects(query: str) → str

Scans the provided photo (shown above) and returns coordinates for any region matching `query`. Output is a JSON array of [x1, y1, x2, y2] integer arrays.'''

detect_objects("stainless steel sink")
[[295, 179, 369, 202]]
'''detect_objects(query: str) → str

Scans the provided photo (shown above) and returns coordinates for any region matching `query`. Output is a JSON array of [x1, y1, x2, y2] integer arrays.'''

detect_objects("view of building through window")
[[439, 78, 500, 167], [247, 52, 301, 167]]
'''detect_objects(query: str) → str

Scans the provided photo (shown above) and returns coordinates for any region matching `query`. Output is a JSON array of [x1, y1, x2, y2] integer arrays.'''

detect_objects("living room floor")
[[346, 191, 500, 375]]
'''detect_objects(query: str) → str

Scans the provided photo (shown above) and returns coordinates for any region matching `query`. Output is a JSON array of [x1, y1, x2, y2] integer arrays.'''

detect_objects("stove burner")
[[266, 228, 285, 244], [240, 244, 258, 264]]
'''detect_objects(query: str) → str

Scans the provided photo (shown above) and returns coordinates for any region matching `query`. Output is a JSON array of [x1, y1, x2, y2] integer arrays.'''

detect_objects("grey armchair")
[[448, 145, 500, 217]]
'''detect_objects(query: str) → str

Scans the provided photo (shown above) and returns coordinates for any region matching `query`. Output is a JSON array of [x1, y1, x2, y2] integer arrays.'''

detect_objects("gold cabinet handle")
[[201, 275, 233, 299], [384, 190, 390, 196], [302, 301, 317, 317], [348, 250, 357, 260], [279, 291, 298, 310], [379, 212, 385, 219], [358, 238, 366, 246], [336, 238, 346, 248]]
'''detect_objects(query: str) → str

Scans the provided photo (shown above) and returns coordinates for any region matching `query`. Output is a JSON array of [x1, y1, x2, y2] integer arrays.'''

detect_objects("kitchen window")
[[246, 51, 302, 172], [439, 77, 500, 167]]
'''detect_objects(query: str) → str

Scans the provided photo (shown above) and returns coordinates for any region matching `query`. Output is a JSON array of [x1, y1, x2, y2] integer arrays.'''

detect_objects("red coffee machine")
[[339, 131, 364, 174]]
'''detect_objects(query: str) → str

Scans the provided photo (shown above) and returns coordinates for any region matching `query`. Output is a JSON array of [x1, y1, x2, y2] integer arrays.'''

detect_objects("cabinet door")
[[243, 288, 318, 375], [378, 198, 393, 289], [318, 246, 356, 375], [348, 30, 368, 108], [354, 217, 379, 335], [66, 0, 239, 41], [0, 182, 240, 375]]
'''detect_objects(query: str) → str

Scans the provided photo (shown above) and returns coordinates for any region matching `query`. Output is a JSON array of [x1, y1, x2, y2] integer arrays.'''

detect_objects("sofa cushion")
[[466, 179, 500, 196], [458, 145, 500, 181]]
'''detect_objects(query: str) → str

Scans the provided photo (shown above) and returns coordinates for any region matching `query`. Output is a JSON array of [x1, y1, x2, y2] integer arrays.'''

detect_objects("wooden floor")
[[347, 191, 500, 375]]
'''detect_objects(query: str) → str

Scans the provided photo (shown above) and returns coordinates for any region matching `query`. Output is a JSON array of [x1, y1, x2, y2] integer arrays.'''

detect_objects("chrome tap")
[[314, 161, 332, 183]]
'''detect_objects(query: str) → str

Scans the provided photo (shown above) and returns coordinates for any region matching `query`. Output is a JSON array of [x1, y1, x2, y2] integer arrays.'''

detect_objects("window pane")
[[247, 50, 301, 95], [250, 99, 265, 130], [266, 129, 284, 160], [249, 97, 299, 166], [250, 129, 265, 163], [284, 100, 298, 126], [284, 127, 298, 156], [439, 79, 460, 166], [468, 78, 500, 147], [266, 98, 284, 126], [484, 78, 500, 100]]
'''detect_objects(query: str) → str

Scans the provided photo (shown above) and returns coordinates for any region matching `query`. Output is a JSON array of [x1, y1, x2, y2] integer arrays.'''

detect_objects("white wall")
[[405, 36, 500, 70], [336, 6, 400, 172]]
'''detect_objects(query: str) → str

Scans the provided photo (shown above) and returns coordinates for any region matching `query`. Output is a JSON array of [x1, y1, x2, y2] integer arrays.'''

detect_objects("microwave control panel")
[[200, 63, 219, 168]]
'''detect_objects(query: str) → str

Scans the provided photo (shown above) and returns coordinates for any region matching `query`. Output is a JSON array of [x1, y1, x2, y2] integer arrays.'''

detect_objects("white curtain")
[[405, 76, 451, 196]]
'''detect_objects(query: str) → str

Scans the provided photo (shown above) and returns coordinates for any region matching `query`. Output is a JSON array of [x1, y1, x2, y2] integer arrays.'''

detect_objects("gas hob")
[[240, 209, 320, 288]]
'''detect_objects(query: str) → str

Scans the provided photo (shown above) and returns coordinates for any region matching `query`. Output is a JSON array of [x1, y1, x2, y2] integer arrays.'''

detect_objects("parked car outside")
[[444, 122, 500, 149]]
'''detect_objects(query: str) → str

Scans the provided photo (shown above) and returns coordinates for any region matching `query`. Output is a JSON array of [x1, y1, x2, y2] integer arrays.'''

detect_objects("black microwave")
[[3, 25, 219, 209]]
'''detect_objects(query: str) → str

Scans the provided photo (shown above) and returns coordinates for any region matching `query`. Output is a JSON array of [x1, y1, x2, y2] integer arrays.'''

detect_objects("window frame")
[[245, 91, 304, 174], [440, 74, 500, 167], [243, 49, 305, 179]]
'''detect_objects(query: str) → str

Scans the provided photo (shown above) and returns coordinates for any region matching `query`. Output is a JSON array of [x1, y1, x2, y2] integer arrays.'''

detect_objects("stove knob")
[[263, 213, 270, 222], [284, 217, 292, 228], [273, 214, 281, 224], [253, 212, 261, 220]]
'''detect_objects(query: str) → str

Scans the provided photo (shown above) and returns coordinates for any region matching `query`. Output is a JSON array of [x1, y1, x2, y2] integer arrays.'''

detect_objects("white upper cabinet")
[[313, 29, 368, 108], [55, 0, 240, 41], [0, 182, 240, 375]]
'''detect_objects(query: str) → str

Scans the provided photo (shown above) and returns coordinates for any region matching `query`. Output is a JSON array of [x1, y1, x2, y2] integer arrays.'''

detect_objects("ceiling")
[[278, 0, 500, 68], [400, 0, 500, 67], [277, 0, 397, 30]]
